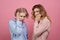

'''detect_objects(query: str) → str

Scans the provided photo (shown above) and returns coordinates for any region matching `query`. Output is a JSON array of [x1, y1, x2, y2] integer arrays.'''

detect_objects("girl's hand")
[[16, 13, 20, 21], [35, 14, 41, 21]]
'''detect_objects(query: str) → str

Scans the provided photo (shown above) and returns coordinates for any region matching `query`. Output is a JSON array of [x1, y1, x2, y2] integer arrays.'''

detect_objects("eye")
[[36, 11, 39, 12], [20, 16, 22, 17], [20, 16, 26, 18], [23, 16, 26, 17]]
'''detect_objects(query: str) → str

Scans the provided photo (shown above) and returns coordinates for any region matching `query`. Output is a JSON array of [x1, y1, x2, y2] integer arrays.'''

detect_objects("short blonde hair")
[[15, 8, 29, 18]]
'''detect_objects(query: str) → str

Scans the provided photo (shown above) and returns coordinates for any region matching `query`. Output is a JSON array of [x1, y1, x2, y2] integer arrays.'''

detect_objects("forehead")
[[19, 12, 26, 15]]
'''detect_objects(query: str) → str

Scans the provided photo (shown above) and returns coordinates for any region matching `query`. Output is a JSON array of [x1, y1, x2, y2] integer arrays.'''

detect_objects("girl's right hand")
[[16, 13, 20, 21]]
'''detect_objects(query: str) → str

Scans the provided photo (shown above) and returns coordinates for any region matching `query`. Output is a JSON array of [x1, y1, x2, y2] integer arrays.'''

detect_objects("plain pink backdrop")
[[0, 0, 60, 40]]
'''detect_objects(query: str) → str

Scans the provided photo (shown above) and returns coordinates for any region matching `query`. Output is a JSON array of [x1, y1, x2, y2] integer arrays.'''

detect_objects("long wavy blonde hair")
[[32, 4, 51, 22]]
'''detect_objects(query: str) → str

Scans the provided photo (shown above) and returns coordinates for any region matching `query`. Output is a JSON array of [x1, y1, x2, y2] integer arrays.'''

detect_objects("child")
[[9, 8, 29, 40]]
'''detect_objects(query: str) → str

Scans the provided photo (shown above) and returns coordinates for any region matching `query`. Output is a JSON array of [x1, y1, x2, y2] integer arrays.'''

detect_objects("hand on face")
[[16, 12, 20, 21], [35, 14, 41, 21], [34, 8, 41, 21], [16, 12, 26, 21]]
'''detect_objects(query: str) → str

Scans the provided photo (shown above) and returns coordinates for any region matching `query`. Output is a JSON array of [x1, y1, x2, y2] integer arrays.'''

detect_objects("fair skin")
[[34, 8, 41, 21], [16, 12, 26, 21], [33, 8, 42, 39], [33, 8, 49, 39], [34, 8, 41, 25]]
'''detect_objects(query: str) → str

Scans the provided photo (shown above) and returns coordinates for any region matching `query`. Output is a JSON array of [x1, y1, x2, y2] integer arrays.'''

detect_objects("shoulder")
[[9, 18, 16, 24], [43, 17, 51, 24], [44, 17, 50, 23]]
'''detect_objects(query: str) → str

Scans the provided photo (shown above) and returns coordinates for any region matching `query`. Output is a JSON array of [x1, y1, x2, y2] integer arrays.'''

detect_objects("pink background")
[[0, 0, 60, 40]]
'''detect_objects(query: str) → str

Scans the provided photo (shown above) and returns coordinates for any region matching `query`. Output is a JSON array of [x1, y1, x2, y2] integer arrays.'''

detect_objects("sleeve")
[[24, 23, 28, 39], [8, 20, 22, 35], [34, 20, 50, 36], [33, 21, 38, 34]]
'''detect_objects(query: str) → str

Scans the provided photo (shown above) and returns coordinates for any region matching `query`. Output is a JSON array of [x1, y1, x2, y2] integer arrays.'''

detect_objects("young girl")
[[9, 8, 29, 40], [32, 4, 51, 40]]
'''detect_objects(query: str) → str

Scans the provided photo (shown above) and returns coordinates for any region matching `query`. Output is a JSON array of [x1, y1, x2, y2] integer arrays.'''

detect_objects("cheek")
[[35, 12, 40, 15], [35, 13, 41, 17], [19, 17, 21, 19], [18, 16, 22, 19], [39, 14, 41, 17]]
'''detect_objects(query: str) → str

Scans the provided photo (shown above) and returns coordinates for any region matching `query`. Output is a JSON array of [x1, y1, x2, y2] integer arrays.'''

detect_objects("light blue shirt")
[[8, 18, 28, 40]]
